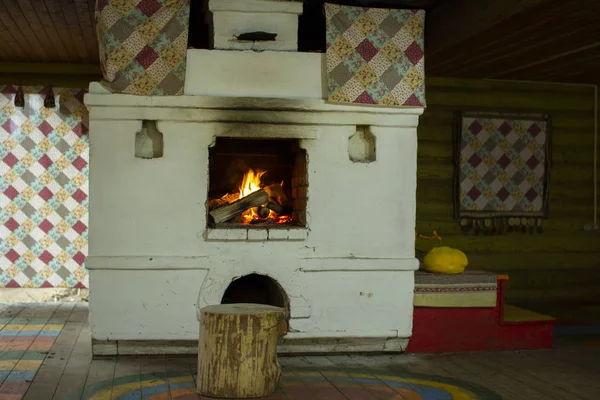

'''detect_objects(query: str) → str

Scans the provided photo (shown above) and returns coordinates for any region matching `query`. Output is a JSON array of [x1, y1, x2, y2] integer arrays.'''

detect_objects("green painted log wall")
[[416, 77, 600, 302]]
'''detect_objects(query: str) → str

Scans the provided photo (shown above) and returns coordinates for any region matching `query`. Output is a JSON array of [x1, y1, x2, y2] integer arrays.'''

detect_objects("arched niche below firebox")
[[221, 273, 290, 318]]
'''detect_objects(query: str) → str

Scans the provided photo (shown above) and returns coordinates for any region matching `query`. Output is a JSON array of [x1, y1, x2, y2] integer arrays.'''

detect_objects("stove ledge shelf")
[[206, 227, 308, 241]]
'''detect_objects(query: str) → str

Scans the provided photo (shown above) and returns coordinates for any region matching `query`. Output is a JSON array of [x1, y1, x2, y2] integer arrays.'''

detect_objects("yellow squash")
[[423, 246, 468, 274]]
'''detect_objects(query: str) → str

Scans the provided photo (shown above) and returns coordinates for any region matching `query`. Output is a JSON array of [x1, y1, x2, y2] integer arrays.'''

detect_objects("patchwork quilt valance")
[[96, 0, 190, 96], [325, 3, 426, 107], [454, 111, 551, 234]]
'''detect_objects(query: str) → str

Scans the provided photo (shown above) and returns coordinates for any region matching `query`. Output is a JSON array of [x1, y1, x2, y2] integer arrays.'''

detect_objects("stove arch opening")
[[220, 273, 289, 314]]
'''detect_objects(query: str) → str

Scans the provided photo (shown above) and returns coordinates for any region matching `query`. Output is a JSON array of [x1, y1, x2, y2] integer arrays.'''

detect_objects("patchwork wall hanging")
[[0, 86, 89, 288], [453, 111, 551, 235], [324, 3, 425, 107], [96, 0, 190, 96]]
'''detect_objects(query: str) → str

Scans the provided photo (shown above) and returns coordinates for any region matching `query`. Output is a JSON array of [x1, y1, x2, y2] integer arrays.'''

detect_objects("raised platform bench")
[[408, 270, 555, 353]]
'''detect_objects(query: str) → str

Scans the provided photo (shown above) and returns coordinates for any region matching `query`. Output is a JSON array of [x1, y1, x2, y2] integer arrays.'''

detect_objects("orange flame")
[[239, 169, 267, 199], [237, 169, 291, 224]]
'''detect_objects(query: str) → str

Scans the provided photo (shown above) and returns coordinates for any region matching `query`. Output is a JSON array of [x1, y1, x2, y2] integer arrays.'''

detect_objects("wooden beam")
[[0, 62, 100, 75], [0, 72, 99, 88], [426, 0, 549, 56]]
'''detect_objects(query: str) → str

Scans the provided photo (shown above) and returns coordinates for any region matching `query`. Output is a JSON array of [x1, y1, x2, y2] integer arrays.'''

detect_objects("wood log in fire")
[[208, 192, 240, 209], [264, 184, 287, 204], [257, 201, 283, 219], [210, 189, 269, 224], [265, 201, 283, 215], [257, 205, 271, 219]]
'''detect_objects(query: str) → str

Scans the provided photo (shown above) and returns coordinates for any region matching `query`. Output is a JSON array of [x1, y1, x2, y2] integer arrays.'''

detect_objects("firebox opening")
[[207, 138, 307, 228], [221, 274, 289, 313]]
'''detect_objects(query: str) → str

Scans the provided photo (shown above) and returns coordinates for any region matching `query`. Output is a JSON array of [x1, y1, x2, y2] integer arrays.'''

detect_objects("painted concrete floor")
[[1, 302, 600, 399]]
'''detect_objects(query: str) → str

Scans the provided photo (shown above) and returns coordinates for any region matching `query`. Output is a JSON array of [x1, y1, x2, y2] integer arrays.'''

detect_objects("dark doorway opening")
[[221, 274, 289, 312]]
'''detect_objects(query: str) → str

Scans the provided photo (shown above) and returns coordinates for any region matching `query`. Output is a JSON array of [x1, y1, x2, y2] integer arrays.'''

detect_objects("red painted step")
[[407, 276, 555, 353]]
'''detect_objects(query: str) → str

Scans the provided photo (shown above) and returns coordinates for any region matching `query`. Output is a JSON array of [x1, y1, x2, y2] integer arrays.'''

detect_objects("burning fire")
[[239, 169, 267, 199], [238, 169, 291, 224]]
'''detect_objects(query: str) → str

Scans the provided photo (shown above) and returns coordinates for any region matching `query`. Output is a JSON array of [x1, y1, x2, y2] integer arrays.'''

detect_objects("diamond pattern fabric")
[[0, 86, 89, 288], [96, 0, 190, 95], [325, 4, 426, 107], [456, 112, 550, 219]]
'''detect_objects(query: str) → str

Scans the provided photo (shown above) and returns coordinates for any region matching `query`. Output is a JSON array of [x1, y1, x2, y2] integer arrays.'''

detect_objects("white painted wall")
[[86, 49, 423, 353], [89, 269, 208, 340], [89, 122, 417, 259], [184, 50, 325, 99]]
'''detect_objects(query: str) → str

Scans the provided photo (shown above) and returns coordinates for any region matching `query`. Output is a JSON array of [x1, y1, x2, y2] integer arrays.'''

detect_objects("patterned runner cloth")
[[324, 4, 426, 107], [96, 0, 190, 96], [414, 270, 498, 308], [454, 112, 551, 234]]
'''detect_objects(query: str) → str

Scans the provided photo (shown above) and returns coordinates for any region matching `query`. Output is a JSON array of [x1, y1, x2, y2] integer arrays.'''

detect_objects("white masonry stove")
[[85, 0, 423, 355]]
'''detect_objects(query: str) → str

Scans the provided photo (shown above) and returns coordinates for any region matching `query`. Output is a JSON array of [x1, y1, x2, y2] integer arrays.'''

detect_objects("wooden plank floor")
[[0, 303, 599, 399]]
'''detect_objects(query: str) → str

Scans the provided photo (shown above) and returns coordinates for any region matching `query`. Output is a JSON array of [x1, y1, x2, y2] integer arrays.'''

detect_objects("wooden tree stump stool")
[[197, 303, 287, 398]]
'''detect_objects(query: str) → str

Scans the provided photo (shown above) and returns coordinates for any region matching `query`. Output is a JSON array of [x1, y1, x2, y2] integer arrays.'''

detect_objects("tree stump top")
[[201, 303, 285, 316]]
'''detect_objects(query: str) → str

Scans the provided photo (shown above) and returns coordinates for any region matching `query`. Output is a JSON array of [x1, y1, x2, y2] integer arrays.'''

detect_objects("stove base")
[[92, 337, 409, 356]]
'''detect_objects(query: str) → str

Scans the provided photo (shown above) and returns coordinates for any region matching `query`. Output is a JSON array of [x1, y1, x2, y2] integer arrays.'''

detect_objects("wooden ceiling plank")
[[74, 0, 99, 63], [548, 58, 600, 81], [559, 74, 600, 86], [427, 0, 586, 75], [1, 0, 49, 61], [428, 18, 595, 77], [425, 0, 550, 57], [426, 0, 595, 73], [43, 0, 80, 62], [508, 52, 600, 82], [0, 41, 17, 61], [0, 1, 38, 60], [57, 0, 89, 62], [24, 0, 70, 61], [452, 21, 600, 77], [0, 18, 26, 61], [87, 0, 95, 23], [16, 0, 67, 61], [490, 41, 600, 79]]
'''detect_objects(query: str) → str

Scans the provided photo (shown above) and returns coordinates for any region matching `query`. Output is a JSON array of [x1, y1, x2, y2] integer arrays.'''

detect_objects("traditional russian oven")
[[85, 0, 425, 355]]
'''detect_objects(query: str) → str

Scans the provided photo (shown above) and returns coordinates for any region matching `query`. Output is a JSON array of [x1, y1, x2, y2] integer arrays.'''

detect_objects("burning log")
[[265, 201, 283, 215], [264, 184, 287, 204], [210, 189, 269, 224], [257, 205, 271, 219], [257, 201, 283, 219], [208, 192, 240, 209]]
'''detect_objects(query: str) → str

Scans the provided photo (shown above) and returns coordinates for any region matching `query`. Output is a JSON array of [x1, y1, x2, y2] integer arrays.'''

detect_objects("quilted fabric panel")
[[456, 112, 550, 218], [96, 0, 190, 96], [325, 3, 426, 107], [0, 86, 89, 288]]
